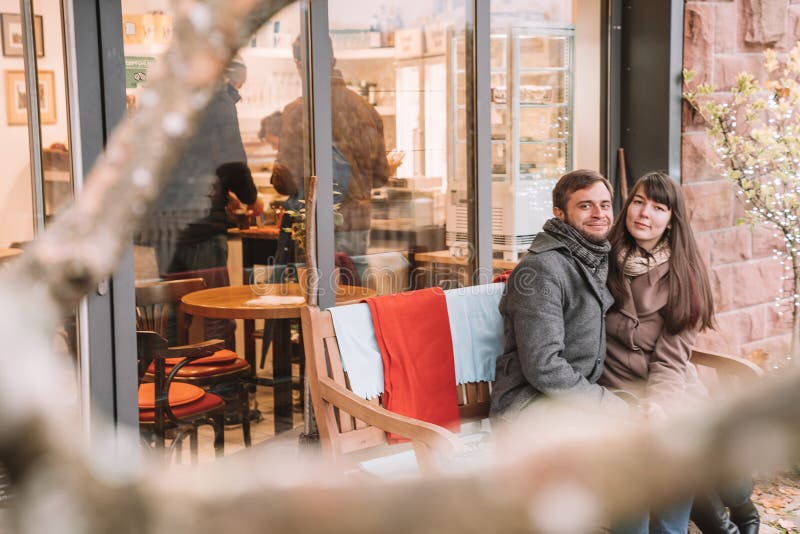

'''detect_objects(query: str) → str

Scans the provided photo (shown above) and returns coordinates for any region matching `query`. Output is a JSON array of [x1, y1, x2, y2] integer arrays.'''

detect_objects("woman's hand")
[[640, 402, 667, 422]]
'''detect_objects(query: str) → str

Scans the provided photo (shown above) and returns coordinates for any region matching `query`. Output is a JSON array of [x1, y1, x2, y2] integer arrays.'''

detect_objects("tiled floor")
[[167, 344, 308, 464]]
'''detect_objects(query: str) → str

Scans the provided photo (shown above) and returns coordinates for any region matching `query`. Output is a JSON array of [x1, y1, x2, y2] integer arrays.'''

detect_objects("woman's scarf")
[[543, 218, 611, 283], [618, 240, 671, 277]]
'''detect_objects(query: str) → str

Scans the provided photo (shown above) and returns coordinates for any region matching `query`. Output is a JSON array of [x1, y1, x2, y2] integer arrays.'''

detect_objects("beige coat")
[[600, 262, 706, 408]]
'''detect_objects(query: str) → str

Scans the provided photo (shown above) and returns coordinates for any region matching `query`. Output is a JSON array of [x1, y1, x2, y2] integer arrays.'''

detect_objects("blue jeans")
[[612, 498, 692, 534]]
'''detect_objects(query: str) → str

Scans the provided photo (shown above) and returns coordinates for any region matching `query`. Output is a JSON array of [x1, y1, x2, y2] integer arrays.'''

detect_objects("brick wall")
[[682, 0, 799, 357]]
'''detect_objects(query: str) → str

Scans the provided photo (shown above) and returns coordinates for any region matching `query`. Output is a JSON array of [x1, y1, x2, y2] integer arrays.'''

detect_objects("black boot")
[[728, 499, 759, 534], [691, 493, 740, 534]]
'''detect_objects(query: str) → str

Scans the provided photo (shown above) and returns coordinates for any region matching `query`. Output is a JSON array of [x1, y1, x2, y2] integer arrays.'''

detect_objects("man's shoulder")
[[518, 233, 571, 267]]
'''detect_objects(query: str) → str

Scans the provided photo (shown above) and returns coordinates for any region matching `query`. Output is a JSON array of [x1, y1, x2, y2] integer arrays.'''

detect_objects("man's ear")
[[553, 207, 565, 221]]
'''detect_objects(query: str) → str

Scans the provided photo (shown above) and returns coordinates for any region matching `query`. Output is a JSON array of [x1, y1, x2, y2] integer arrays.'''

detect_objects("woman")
[[601, 172, 758, 533]]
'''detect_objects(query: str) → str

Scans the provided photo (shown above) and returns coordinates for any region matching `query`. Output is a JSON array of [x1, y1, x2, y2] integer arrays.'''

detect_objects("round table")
[[181, 283, 376, 434]]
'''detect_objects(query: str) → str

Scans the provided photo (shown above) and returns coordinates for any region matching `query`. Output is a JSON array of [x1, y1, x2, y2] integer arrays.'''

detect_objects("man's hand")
[[248, 195, 264, 216], [386, 149, 405, 177]]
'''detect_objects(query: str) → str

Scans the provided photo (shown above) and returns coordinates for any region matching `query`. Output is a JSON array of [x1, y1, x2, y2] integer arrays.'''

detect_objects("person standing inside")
[[490, 169, 630, 424], [270, 36, 396, 257]]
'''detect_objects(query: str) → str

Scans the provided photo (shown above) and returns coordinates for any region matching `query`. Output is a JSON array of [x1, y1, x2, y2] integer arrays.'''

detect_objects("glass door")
[[0, 2, 79, 363]]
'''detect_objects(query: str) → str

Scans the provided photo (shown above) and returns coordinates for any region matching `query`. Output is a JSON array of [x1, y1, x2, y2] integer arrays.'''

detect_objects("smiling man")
[[490, 169, 629, 423]]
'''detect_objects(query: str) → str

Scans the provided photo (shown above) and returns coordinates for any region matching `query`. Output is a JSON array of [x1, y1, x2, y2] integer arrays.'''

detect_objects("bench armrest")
[[691, 349, 763, 380], [317, 376, 462, 472]]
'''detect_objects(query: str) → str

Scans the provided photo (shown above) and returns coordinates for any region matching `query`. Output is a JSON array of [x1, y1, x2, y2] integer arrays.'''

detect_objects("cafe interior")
[[0, 0, 609, 462]]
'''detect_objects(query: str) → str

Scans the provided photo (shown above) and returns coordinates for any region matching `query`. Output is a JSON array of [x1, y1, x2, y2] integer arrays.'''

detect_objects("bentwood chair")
[[137, 331, 225, 460], [135, 278, 252, 447]]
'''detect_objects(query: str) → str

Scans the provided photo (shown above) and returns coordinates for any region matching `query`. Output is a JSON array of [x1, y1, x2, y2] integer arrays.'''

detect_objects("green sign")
[[125, 56, 155, 89]]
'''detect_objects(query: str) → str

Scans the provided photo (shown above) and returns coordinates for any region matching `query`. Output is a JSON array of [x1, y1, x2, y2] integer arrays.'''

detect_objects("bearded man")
[[490, 169, 629, 423]]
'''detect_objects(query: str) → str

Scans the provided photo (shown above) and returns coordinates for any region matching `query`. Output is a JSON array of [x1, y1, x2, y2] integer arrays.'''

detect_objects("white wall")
[[0, 0, 70, 247]]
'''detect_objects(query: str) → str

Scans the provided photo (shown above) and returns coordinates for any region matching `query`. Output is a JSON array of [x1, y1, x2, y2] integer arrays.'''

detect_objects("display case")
[[447, 23, 575, 260]]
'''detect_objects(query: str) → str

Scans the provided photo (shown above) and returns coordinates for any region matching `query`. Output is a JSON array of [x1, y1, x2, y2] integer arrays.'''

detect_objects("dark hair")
[[607, 172, 714, 334], [292, 35, 335, 65], [216, 161, 251, 182], [258, 111, 282, 141], [552, 169, 613, 213]]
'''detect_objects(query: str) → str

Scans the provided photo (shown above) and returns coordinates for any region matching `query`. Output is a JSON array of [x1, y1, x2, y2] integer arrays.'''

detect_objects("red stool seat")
[[139, 391, 224, 422], [146, 357, 250, 379]]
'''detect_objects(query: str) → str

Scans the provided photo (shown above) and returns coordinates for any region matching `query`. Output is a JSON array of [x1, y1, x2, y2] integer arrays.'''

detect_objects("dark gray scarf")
[[543, 217, 610, 283]]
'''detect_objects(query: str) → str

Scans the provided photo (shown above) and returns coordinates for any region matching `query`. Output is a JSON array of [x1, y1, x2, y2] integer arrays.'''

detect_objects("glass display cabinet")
[[447, 23, 575, 260]]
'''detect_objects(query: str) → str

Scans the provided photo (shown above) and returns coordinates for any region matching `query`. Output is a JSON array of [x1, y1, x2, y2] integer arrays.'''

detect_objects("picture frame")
[[1, 13, 44, 58], [5, 70, 56, 125]]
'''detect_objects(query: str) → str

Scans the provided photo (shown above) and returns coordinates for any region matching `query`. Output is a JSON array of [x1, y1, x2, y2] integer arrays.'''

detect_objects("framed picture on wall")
[[5, 70, 56, 125], [1, 13, 44, 58]]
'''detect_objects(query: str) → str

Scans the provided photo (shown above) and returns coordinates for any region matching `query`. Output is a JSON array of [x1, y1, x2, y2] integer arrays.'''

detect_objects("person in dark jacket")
[[167, 162, 262, 274], [136, 57, 250, 273], [490, 169, 629, 423]]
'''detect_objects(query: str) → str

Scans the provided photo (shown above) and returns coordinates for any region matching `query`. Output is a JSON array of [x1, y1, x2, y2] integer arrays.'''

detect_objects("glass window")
[[123, 0, 312, 451], [486, 3, 579, 261], [0, 2, 78, 359], [327, 0, 468, 291]]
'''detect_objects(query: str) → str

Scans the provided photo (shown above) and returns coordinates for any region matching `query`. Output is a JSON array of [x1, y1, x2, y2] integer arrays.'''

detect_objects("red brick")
[[684, 4, 715, 85], [732, 258, 785, 307], [707, 227, 752, 265], [713, 54, 767, 89], [710, 264, 734, 312], [682, 99, 707, 133], [743, 0, 788, 45], [731, 194, 749, 225], [696, 311, 741, 353], [737, 305, 770, 342], [695, 230, 714, 268], [684, 181, 735, 231], [715, 3, 738, 54], [782, 6, 800, 50], [682, 132, 720, 183], [752, 224, 786, 258]]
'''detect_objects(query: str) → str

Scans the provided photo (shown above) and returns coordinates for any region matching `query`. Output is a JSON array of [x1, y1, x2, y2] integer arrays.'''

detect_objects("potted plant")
[[282, 198, 343, 298]]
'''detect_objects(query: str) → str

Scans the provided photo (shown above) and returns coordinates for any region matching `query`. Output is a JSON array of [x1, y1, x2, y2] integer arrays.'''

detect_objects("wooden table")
[[182, 283, 375, 433], [228, 225, 281, 270], [414, 250, 518, 287]]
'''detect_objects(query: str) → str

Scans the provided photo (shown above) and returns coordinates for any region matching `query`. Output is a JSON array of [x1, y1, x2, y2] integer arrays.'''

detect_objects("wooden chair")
[[137, 331, 225, 460], [301, 305, 480, 474], [135, 278, 252, 447], [301, 303, 764, 475]]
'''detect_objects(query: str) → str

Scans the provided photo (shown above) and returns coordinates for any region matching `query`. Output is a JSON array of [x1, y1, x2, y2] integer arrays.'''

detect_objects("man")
[[270, 36, 394, 257], [490, 169, 629, 423]]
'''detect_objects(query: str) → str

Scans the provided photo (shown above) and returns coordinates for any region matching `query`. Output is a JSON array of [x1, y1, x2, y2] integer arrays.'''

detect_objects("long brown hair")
[[607, 172, 714, 334]]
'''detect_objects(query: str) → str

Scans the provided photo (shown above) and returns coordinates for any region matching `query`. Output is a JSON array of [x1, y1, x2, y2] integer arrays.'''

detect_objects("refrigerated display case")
[[447, 23, 575, 260]]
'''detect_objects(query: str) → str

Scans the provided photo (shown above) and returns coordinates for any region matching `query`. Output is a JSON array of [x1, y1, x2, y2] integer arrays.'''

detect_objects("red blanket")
[[366, 287, 460, 442]]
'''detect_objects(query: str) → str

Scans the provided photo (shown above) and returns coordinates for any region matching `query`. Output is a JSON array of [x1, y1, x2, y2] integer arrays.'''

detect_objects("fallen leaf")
[[757, 496, 790, 511]]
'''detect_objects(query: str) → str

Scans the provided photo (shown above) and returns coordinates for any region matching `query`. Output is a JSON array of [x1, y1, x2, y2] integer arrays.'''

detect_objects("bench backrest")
[[302, 305, 492, 461], [301, 292, 763, 465]]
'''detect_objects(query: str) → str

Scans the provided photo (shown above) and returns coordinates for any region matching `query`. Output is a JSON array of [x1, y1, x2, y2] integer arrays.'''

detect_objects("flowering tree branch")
[[685, 44, 800, 358]]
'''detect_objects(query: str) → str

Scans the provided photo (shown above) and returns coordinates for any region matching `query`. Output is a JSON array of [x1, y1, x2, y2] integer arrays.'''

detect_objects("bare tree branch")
[[0, 2, 798, 533]]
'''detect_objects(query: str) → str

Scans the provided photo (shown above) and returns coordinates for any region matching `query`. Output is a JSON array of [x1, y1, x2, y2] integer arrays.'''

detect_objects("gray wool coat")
[[490, 232, 629, 422]]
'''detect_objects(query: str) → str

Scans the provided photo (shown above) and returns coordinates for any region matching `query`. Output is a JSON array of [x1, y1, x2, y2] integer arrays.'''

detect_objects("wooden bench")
[[301, 300, 763, 476]]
